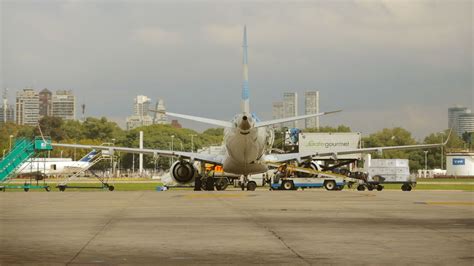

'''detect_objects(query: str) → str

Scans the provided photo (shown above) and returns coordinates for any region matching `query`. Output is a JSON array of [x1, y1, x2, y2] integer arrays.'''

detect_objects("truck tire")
[[281, 180, 294, 190], [246, 181, 257, 191], [357, 185, 365, 191], [402, 184, 411, 191], [324, 180, 336, 191], [376, 185, 384, 191]]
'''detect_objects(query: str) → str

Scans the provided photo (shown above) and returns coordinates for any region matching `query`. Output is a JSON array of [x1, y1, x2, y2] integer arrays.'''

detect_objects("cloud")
[[203, 24, 242, 45], [132, 27, 182, 46]]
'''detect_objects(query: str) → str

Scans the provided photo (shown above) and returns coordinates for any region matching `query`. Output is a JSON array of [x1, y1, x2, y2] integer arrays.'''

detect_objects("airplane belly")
[[225, 128, 267, 165], [223, 158, 267, 175]]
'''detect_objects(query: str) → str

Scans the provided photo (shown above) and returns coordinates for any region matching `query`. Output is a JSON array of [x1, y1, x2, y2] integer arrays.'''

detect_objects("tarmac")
[[0, 189, 473, 265]]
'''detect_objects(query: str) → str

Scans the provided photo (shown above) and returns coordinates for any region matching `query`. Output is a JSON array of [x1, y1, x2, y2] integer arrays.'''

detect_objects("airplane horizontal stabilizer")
[[165, 112, 233, 128], [255, 110, 341, 128]]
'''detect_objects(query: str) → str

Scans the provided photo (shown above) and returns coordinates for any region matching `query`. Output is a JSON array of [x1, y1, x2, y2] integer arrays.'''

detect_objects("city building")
[[1, 88, 14, 124], [283, 92, 297, 128], [271, 101, 284, 128], [304, 91, 319, 129], [153, 99, 168, 124], [51, 90, 75, 120], [0, 104, 14, 124], [16, 89, 40, 126], [126, 95, 156, 130], [448, 106, 472, 137], [39, 89, 52, 117], [134, 95, 151, 117], [126, 115, 153, 130], [458, 113, 474, 137]]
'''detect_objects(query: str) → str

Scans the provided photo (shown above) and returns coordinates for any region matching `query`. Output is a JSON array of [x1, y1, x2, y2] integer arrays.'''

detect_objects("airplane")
[[52, 26, 448, 190], [17, 150, 98, 176]]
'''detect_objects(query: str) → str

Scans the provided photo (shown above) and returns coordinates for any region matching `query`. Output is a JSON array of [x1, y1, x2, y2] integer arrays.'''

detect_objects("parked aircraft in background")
[[18, 150, 98, 176]]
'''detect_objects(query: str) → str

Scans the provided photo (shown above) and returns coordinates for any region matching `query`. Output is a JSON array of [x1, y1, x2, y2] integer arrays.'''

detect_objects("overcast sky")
[[1, 0, 472, 139]]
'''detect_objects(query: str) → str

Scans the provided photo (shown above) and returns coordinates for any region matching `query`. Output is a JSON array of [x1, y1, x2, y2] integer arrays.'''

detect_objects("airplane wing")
[[263, 141, 448, 163], [52, 143, 225, 165]]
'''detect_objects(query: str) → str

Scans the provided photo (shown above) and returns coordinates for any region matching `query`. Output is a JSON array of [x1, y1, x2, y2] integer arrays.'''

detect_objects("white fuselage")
[[17, 158, 90, 176], [222, 115, 274, 175]]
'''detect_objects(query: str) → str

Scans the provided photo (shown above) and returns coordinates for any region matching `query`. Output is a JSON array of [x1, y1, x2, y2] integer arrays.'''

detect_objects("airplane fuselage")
[[222, 114, 274, 175]]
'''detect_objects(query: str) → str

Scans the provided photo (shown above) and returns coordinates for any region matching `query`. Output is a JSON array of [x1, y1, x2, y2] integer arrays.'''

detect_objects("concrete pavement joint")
[[66, 192, 145, 265], [217, 196, 311, 265]]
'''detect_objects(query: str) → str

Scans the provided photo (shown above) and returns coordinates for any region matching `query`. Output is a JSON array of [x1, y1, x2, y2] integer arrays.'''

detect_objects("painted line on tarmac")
[[184, 193, 251, 199], [414, 201, 474, 206]]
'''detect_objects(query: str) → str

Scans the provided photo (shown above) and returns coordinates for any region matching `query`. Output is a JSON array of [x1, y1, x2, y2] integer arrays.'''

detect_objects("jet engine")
[[298, 161, 322, 177], [170, 161, 198, 184]]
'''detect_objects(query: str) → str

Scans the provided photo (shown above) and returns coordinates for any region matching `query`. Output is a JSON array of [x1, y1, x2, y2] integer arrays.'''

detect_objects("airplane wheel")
[[324, 180, 336, 191], [357, 185, 365, 191], [376, 185, 384, 191], [215, 178, 229, 191], [281, 180, 294, 190], [246, 181, 257, 191], [59, 186, 66, 192], [108, 185, 115, 191]]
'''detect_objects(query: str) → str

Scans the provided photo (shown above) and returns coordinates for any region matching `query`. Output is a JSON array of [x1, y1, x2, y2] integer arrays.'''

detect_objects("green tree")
[[82, 117, 123, 141], [35, 116, 66, 141], [304, 125, 351, 133]]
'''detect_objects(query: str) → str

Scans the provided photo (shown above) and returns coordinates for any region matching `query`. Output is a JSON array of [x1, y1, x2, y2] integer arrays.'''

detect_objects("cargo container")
[[360, 155, 415, 191]]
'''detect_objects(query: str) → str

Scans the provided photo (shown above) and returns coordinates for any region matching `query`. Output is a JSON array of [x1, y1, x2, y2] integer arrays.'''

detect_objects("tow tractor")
[[267, 163, 355, 191]]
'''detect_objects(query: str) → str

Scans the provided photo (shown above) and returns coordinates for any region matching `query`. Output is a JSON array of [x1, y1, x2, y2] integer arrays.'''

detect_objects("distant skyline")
[[2, 1, 472, 139]]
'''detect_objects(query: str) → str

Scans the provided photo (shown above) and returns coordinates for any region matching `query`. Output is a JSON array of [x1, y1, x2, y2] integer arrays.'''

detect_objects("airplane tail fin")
[[79, 150, 98, 162], [241, 25, 250, 114]]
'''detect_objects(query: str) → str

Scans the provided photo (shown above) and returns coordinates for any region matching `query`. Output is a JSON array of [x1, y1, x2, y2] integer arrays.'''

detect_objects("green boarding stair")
[[0, 137, 52, 190]]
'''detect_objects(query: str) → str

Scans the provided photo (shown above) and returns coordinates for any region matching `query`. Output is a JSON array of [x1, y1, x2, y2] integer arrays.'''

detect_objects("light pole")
[[190, 134, 197, 152], [180, 141, 183, 151], [132, 153, 135, 173], [9, 135, 13, 151], [424, 150, 429, 170], [2, 149, 6, 159], [439, 131, 445, 169], [111, 138, 116, 176], [171, 135, 175, 164], [60, 150, 64, 158]]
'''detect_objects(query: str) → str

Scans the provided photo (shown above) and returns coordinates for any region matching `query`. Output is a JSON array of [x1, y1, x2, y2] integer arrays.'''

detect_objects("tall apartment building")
[[134, 95, 151, 117], [448, 106, 473, 137], [304, 91, 319, 129], [271, 101, 284, 129], [458, 113, 474, 137], [126, 95, 155, 130], [283, 92, 297, 128], [39, 88, 52, 117], [51, 90, 76, 120], [16, 89, 40, 126], [153, 99, 168, 124]]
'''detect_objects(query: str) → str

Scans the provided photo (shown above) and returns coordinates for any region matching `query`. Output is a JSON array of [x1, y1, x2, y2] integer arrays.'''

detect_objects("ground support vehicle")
[[269, 175, 351, 191]]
